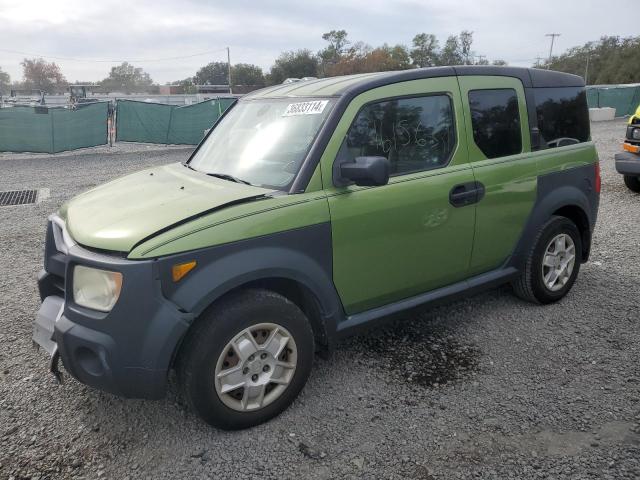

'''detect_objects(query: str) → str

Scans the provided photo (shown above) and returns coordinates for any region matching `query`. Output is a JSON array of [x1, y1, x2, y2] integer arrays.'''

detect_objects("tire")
[[512, 215, 582, 304], [623, 175, 640, 192], [177, 288, 314, 430]]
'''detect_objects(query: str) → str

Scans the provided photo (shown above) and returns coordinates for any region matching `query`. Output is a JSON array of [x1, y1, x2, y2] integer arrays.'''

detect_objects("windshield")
[[188, 98, 335, 190]]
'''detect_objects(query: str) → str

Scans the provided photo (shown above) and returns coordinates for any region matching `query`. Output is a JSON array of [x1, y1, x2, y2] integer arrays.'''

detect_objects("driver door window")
[[344, 95, 456, 176]]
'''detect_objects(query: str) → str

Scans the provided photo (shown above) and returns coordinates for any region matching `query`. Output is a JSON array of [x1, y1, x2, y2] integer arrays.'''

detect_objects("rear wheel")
[[623, 175, 640, 192], [178, 289, 314, 430], [512, 216, 582, 304]]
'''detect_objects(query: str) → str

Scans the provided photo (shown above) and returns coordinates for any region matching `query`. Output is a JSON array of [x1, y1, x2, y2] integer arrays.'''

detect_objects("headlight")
[[73, 266, 122, 312], [633, 128, 640, 140]]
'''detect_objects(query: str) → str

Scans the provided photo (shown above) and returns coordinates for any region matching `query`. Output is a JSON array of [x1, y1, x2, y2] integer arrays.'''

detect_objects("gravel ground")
[[1, 121, 639, 480]]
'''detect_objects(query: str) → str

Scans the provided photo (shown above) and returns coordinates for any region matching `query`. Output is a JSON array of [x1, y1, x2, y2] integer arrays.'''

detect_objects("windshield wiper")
[[206, 172, 253, 186]]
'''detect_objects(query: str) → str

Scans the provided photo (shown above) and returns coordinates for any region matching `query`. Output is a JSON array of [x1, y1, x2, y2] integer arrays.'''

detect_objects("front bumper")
[[615, 151, 640, 176], [33, 217, 193, 399]]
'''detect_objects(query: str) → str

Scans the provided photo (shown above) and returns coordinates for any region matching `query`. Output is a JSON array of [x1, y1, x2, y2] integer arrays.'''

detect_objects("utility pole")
[[534, 56, 545, 68], [475, 55, 486, 65], [545, 33, 561, 69], [584, 51, 590, 85], [227, 47, 232, 94]]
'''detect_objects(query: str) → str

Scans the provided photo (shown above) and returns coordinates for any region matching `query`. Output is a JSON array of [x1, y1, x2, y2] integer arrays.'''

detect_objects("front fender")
[[155, 222, 343, 333]]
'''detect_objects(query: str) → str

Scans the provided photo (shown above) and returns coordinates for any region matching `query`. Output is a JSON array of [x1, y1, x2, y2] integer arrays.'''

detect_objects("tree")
[[410, 33, 440, 67], [171, 77, 197, 94], [194, 62, 229, 86], [440, 35, 463, 65], [327, 43, 411, 76], [543, 36, 640, 85], [0, 67, 10, 94], [459, 30, 474, 65], [319, 29, 350, 72], [21, 58, 66, 93], [231, 63, 265, 87], [492, 59, 508, 66], [100, 62, 153, 93], [267, 49, 319, 85]]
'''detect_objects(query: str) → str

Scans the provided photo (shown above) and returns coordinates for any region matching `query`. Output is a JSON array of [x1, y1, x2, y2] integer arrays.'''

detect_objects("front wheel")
[[623, 175, 640, 192], [512, 216, 582, 304], [177, 289, 314, 430]]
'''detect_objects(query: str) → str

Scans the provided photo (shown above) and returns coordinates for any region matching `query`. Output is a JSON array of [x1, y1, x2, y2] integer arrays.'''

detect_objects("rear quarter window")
[[534, 87, 590, 148]]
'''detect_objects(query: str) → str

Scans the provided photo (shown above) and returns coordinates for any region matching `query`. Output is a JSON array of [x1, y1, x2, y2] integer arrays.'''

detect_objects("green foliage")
[[171, 78, 197, 94], [543, 36, 640, 85], [21, 58, 67, 93], [319, 29, 350, 70], [0, 67, 10, 95], [100, 62, 153, 93], [267, 49, 319, 85], [194, 62, 229, 86], [319, 29, 499, 77], [440, 35, 464, 66], [410, 34, 440, 67], [231, 63, 265, 87]]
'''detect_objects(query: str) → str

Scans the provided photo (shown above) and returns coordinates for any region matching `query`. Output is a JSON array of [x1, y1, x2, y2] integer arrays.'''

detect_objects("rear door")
[[457, 76, 538, 275], [320, 77, 477, 315]]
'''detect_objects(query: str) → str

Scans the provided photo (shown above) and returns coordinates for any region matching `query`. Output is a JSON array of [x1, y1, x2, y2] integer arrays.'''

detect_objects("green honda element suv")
[[33, 66, 600, 429]]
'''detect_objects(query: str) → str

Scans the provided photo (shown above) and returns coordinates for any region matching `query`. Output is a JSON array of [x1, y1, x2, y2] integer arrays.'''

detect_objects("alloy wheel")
[[541, 233, 576, 292], [214, 323, 297, 412]]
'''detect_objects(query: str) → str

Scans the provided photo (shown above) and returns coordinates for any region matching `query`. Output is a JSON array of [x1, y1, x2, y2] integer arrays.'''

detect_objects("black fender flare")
[[156, 223, 344, 344], [509, 166, 597, 269]]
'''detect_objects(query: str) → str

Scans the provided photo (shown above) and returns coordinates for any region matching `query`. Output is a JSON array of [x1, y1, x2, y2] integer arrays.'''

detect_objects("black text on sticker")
[[283, 100, 329, 116]]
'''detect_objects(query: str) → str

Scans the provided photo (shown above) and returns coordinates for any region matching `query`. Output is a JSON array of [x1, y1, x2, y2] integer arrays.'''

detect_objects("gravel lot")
[[1, 121, 639, 480]]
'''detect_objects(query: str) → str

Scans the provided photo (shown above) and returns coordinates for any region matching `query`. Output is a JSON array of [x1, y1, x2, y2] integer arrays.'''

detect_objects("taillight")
[[594, 162, 601, 194]]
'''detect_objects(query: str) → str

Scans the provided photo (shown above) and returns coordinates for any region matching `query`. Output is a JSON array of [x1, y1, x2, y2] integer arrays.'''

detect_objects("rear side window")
[[534, 87, 590, 148], [344, 95, 455, 176], [469, 89, 522, 159]]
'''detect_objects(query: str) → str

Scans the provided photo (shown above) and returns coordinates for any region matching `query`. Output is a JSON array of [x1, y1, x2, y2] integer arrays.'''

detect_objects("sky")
[[0, 0, 635, 84]]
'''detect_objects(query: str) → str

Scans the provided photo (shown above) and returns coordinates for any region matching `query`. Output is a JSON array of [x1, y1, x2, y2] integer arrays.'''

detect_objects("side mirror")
[[340, 156, 390, 187]]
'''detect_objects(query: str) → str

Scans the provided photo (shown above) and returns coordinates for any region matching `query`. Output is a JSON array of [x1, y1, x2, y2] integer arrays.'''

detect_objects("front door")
[[320, 77, 477, 315]]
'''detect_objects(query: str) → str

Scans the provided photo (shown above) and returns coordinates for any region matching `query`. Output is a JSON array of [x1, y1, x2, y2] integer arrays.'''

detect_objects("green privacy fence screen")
[[586, 85, 640, 117], [0, 102, 109, 153], [116, 98, 235, 145]]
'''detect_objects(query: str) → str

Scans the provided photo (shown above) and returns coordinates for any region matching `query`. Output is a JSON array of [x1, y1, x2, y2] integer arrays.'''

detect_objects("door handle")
[[449, 181, 485, 207]]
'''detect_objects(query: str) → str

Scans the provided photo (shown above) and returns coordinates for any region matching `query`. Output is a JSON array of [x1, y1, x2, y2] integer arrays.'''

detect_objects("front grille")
[[0, 189, 37, 207]]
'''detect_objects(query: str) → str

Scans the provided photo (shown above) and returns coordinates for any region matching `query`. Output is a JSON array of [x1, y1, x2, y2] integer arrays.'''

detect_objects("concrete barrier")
[[589, 107, 616, 122]]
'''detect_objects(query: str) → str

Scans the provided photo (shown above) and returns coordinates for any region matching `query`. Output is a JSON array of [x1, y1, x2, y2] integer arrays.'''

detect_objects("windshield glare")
[[188, 98, 334, 190]]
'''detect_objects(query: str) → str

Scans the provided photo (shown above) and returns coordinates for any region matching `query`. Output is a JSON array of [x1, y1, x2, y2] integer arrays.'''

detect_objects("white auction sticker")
[[282, 100, 329, 117]]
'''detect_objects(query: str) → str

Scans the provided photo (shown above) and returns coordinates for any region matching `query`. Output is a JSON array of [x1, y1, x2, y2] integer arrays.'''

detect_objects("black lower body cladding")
[[34, 219, 341, 399], [509, 163, 599, 271]]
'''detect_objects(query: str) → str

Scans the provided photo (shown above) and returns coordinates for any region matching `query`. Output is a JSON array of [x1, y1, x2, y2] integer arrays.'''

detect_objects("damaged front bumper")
[[32, 215, 193, 399], [32, 295, 64, 383]]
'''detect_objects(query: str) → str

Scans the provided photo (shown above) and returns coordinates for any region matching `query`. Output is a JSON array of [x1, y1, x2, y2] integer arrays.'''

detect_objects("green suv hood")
[[64, 162, 272, 252]]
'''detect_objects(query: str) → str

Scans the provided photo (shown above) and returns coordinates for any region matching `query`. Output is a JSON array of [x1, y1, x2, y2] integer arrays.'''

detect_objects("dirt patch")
[[348, 318, 480, 388]]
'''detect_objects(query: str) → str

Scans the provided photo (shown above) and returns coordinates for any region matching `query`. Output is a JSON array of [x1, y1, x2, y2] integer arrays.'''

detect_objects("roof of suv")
[[245, 66, 585, 100]]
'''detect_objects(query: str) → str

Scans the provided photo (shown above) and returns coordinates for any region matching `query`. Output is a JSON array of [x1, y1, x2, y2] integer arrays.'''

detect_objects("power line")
[[0, 47, 228, 63]]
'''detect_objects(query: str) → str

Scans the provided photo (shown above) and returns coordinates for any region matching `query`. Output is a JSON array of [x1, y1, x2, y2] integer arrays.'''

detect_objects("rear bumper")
[[615, 152, 640, 176], [33, 217, 193, 399]]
